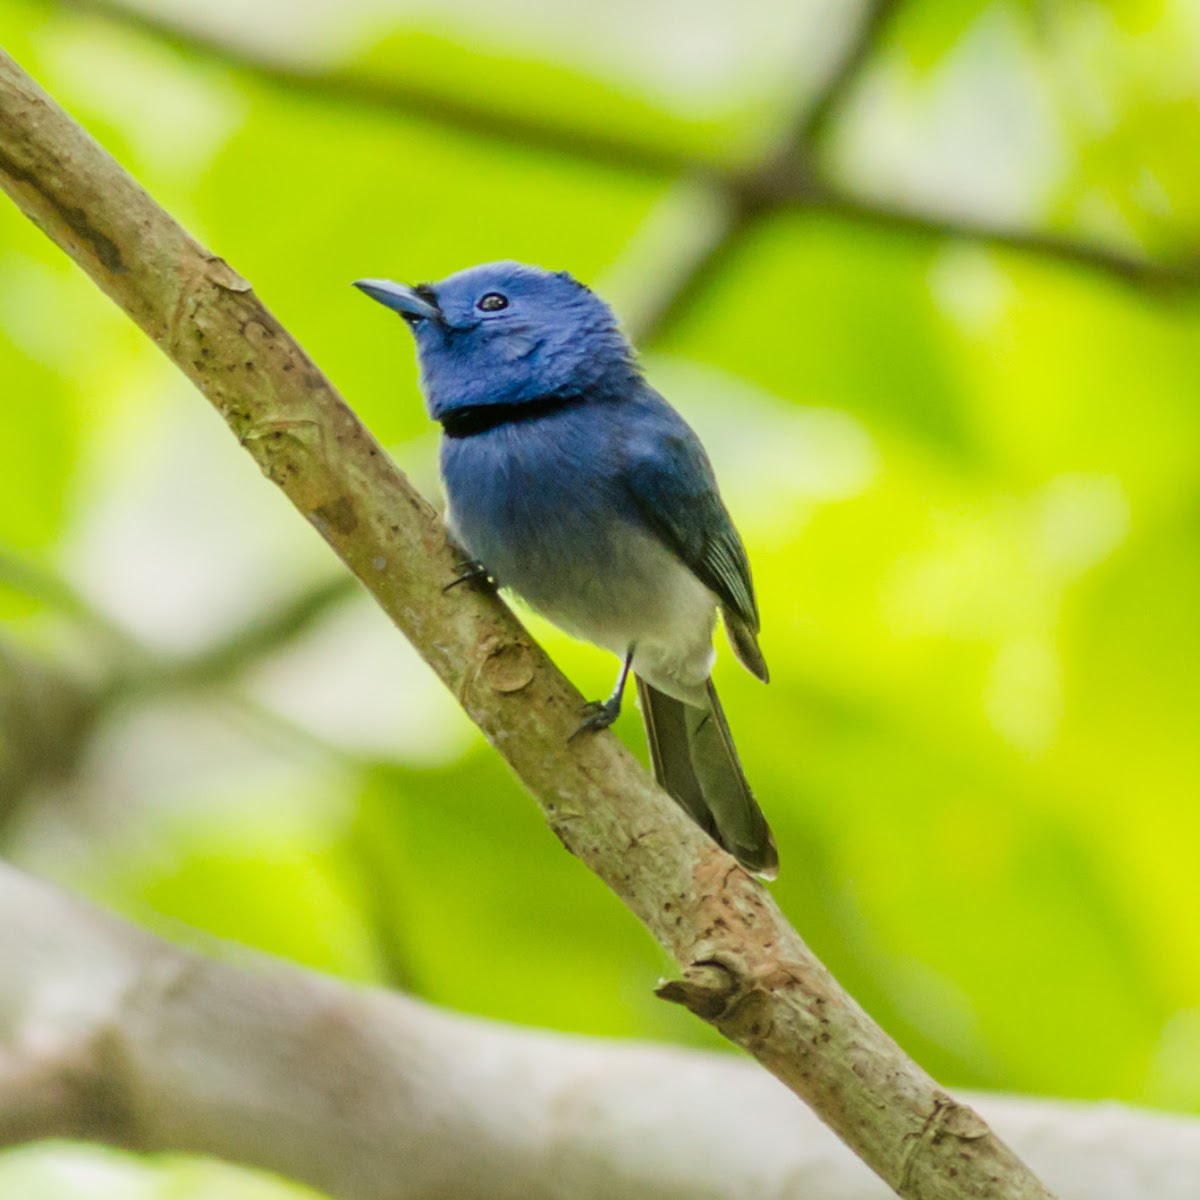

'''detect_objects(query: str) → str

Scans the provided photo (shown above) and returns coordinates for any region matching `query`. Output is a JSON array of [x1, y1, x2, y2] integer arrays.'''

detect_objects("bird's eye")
[[477, 292, 508, 312]]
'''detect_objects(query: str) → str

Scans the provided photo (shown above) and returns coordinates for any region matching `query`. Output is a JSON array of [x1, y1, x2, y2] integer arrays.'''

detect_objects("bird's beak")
[[353, 278, 442, 322]]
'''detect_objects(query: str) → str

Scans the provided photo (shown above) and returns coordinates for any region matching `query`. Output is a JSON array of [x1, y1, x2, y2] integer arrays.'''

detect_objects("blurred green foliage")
[[3, 0, 1200, 1194]]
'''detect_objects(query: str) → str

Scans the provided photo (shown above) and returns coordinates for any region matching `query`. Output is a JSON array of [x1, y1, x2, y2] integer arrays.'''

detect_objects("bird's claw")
[[444, 560, 494, 593], [569, 697, 621, 741]]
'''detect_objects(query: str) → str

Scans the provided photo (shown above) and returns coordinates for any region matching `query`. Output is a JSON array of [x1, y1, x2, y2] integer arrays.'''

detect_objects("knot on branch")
[[898, 1092, 992, 1191], [657, 951, 797, 1049], [311, 495, 359, 535], [656, 959, 739, 1020], [478, 639, 536, 695], [204, 255, 250, 293], [236, 418, 355, 530]]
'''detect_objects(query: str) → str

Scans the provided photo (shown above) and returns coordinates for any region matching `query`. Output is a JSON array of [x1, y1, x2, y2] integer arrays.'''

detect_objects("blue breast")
[[441, 401, 633, 610]]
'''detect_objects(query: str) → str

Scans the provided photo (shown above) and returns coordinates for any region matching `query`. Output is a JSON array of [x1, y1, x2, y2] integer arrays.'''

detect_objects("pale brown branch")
[[0, 47, 1058, 1200]]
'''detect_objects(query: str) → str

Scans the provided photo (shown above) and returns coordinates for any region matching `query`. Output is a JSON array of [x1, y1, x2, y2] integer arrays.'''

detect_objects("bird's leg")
[[443, 559, 495, 593], [571, 649, 634, 740]]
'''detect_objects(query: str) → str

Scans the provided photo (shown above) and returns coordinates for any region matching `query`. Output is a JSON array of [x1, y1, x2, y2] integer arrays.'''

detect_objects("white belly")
[[533, 526, 718, 707]]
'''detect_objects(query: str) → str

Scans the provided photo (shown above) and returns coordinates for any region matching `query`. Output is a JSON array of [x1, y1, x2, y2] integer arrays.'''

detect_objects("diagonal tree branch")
[[813, 188, 1200, 287], [46, 0, 1200, 316], [630, 0, 907, 342], [0, 46, 1059, 1200], [628, 189, 761, 344], [0, 548, 360, 835], [55, 0, 704, 178], [123, 572, 360, 694], [579, 0, 1199, 342], [787, 0, 907, 155], [4, 861, 1199, 1200]]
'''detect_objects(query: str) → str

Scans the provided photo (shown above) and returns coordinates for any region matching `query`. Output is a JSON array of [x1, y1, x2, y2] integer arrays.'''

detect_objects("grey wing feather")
[[637, 677, 778, 878], [623, 426, 767, 681], [637, 677, 716, 836]]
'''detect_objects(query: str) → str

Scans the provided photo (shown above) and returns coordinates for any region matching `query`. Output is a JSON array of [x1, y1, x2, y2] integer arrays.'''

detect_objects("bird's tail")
[[637, 677, 778, 879]]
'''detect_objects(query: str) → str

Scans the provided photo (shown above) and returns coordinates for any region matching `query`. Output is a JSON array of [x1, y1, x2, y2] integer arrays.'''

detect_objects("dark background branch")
[[51, 0, 1200, 344]]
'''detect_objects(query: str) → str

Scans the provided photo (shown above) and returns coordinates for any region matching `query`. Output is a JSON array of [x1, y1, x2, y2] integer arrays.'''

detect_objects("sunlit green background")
[[3, 0, 1200, 1194]]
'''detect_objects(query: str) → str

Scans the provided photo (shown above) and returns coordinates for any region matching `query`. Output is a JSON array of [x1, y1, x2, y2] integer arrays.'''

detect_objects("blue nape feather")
[[355, 261, 777, 879]]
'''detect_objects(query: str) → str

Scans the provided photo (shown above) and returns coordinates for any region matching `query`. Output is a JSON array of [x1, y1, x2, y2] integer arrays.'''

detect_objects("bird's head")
[[354, 261, 638, 419]]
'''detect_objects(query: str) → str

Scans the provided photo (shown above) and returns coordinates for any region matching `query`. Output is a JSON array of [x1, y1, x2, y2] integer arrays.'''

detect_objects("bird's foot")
[[444, 560, 495, 593], [569, 697, 622, 741]]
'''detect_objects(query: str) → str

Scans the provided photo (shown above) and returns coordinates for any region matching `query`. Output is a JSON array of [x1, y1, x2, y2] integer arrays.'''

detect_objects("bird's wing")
[[620, 417, 760, 635]]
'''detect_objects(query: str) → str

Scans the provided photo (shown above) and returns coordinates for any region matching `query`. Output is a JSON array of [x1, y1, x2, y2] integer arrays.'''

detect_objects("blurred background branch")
[[0, 550, 357, 833], [3, 861, 1198, 1200], [48, 0, 1200, 348]]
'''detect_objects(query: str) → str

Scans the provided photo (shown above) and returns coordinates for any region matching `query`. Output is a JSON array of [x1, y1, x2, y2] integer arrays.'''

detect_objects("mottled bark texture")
[[0, 48, 1058, 1200]]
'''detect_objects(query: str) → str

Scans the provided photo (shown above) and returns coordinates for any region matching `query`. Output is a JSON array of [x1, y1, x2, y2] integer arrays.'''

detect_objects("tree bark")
[[2, 863, 1198, 1200], [0, 46, 1058, 1199]]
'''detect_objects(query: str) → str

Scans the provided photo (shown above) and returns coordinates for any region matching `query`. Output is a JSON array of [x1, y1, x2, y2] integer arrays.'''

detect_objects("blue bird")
[[355, 262, 777, 878]]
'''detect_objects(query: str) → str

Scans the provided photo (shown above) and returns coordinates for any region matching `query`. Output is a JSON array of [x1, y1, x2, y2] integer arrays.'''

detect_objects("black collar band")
[[439, 394, 580, 439]]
